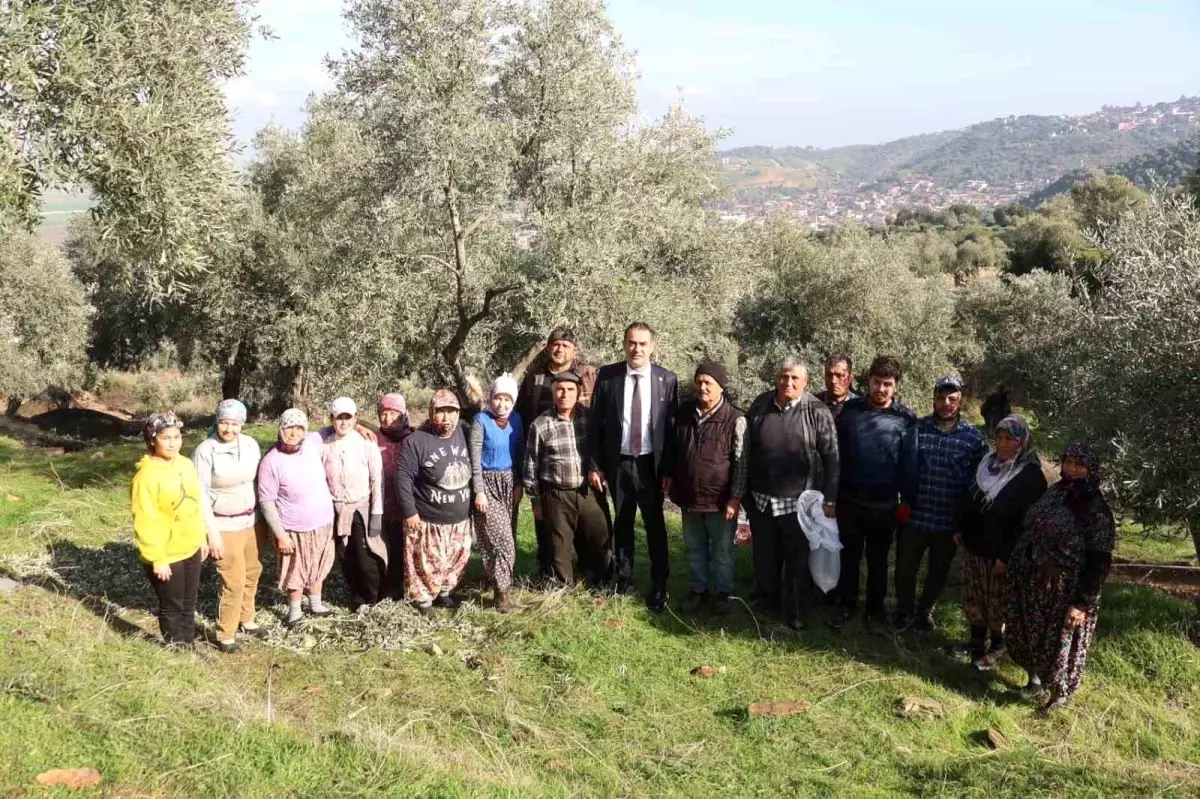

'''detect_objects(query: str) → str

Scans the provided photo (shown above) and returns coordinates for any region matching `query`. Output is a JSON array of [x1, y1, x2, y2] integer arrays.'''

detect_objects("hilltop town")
[[716, 95, 1200, 227]]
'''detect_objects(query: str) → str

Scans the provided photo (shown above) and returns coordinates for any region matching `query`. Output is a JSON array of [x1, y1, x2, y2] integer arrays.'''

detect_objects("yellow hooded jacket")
[[131, 454, 207, 569]]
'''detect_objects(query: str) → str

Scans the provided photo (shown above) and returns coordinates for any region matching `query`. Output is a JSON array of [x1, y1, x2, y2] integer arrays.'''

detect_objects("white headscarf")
[[489, 373, 518, 419]]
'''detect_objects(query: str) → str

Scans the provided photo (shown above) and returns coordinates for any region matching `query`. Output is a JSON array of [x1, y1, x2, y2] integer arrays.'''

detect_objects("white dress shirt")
[[620, 363, 653, 456]]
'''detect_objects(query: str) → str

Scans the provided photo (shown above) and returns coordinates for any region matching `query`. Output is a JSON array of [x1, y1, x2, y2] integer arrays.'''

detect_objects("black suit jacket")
[[587, 362, 679, 481]]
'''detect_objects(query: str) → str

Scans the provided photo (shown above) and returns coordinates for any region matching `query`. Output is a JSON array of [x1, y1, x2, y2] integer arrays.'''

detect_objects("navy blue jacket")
[[835, 396, 917, 506]]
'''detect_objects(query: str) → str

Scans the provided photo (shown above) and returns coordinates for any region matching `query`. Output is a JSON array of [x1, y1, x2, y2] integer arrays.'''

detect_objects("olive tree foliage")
[[229, 116, 417, 411], [735, 223, 977, 412], [1060, 189, 1200, 560], [0, 0, 257, 293], [233, 0, 744, 407], [953, 270, 1082, 411], [0, 228, 89, 413], [64, 217, 176, 368]]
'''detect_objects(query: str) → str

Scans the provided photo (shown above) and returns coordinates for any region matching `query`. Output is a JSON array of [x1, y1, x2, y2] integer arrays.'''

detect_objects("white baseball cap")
[[328, 397, 358, 417]]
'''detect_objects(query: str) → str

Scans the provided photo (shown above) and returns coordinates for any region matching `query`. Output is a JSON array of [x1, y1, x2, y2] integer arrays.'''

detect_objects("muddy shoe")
[[711, 592, 733, 615], [433, 593, 461, 609], [495, 590, 512, 614]]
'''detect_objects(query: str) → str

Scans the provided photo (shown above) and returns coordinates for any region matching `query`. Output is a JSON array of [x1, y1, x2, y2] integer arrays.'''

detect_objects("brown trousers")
[[214, 525, 262, 641], [540, 484, 612, 585]]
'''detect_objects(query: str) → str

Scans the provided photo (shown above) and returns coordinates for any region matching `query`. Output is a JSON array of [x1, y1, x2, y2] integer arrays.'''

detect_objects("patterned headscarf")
[[1060, 439, 1102, 493], [278, 408, 308, 431], [975, 414, 1039, 502], [216, 399, 247, 424], [143, 411, 183, 450]]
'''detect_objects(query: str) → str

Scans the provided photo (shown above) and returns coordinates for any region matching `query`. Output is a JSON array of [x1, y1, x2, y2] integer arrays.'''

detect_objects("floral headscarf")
[[1060, 438, 1101, 492], [975, 414, 1039, 503], [143, 411, 183, 451]]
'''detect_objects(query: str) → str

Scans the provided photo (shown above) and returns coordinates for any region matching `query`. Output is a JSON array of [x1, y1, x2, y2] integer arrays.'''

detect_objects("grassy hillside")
[[1, 433, 1198, 796], [1026, 135, 1200, 207]]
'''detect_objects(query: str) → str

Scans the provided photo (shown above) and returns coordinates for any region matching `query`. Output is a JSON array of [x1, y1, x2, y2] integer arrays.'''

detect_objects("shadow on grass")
[[628, 524, 1198, 704], [11, 537, 347, 644]]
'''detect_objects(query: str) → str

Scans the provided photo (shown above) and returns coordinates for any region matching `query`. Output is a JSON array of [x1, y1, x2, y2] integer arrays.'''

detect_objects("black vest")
[[670, 400, 742, 512]]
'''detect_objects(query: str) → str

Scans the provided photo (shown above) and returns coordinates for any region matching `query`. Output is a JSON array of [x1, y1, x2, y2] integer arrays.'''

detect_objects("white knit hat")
[[489, 373, 519, 401]]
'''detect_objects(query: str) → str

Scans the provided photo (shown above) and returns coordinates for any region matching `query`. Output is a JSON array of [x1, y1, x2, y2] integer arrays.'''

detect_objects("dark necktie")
[[630, 373, 643, 457]]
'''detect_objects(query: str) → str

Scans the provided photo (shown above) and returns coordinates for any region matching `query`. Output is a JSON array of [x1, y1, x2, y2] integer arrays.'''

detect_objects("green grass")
[[1, 432, 1198, 796]]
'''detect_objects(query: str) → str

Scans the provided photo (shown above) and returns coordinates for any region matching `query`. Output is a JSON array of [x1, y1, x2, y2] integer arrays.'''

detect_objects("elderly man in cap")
[[515, 327, 598, 578], [523, 370, 611, 585], [893, 375, 988, 632], [669, 361, 747, 615], [744, 356, 840, 631]]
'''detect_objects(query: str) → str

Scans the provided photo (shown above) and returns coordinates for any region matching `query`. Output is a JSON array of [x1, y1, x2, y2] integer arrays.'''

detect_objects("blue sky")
[[225, 0, 1200, 150]]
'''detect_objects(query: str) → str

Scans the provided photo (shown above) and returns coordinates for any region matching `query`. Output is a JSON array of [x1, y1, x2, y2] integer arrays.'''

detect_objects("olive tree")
[[1062, 189, 1200, 562], [735, 222, 977, 411], [0, 228, 90, 413], [1, 0, 257, 293]]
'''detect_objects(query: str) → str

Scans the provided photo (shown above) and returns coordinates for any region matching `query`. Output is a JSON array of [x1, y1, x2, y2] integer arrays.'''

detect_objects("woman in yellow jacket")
[[131, 411, 209, 648]]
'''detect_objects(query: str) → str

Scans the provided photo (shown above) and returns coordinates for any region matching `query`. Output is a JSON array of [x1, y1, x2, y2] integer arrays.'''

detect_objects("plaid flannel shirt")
[[523, 407, 590, 502], [907, 415, 988, 533]]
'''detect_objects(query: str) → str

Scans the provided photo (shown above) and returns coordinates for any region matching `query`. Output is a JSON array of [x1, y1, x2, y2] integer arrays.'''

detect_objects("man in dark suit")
[[587, 322, 678, 611]]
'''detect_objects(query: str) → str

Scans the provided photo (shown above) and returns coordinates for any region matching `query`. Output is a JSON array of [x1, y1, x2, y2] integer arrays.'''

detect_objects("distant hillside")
[[1024, 135, 1200, 207], [721, 95, 1200, 193]]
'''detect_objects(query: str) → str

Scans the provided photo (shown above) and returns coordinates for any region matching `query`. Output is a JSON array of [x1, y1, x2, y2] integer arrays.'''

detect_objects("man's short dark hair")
[[868, 355, 903, 382], [624, 321, 655, 340], [825, 353, 853, 372]]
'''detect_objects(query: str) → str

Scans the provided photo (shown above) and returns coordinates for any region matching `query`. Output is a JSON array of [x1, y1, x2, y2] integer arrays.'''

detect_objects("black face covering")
[[276, 438, 302, 455], [379, 418, 410, 442]]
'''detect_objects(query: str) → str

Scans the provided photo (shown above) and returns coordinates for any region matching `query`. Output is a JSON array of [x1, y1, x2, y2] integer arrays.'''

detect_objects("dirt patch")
[[0, 415, 89, 451], [1110, 561, 1200, 601], [24, 408, 142, 443]]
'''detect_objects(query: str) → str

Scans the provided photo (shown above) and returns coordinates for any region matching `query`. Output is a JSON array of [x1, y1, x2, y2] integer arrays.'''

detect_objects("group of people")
[[130, 322, 1115, 709]]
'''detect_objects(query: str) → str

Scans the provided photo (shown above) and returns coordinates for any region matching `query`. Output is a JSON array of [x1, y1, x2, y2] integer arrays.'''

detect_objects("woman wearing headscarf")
[[320, 397, 387, 612], [1006, 440, 1115, 710], [397, 389, 473, 617], [192, 399, 265, 653], [469, 374, 524, 612], [258, 409, 336, 628], [131, 411, 208, 648], [954, 415, 1047, 667], [375, 392, 412, 599]]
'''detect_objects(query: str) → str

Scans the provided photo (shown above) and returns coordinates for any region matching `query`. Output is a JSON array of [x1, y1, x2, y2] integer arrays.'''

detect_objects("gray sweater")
[[192, 434, 262, 536]]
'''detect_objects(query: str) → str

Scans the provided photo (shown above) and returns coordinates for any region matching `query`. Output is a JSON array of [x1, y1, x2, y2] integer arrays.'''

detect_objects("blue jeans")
[[681, 512, 736, 594]]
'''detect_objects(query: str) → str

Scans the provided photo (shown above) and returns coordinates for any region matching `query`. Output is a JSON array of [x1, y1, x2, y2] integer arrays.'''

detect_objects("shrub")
[[736, 222, 977, 411]]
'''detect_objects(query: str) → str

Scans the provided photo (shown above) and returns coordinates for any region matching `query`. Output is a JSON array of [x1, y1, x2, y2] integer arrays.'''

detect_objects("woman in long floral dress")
[[1006, 439, 1115, 710]]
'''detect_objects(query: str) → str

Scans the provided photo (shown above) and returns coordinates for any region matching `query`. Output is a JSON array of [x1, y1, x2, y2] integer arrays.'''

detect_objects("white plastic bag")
[[796, 490, 842, 594]]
